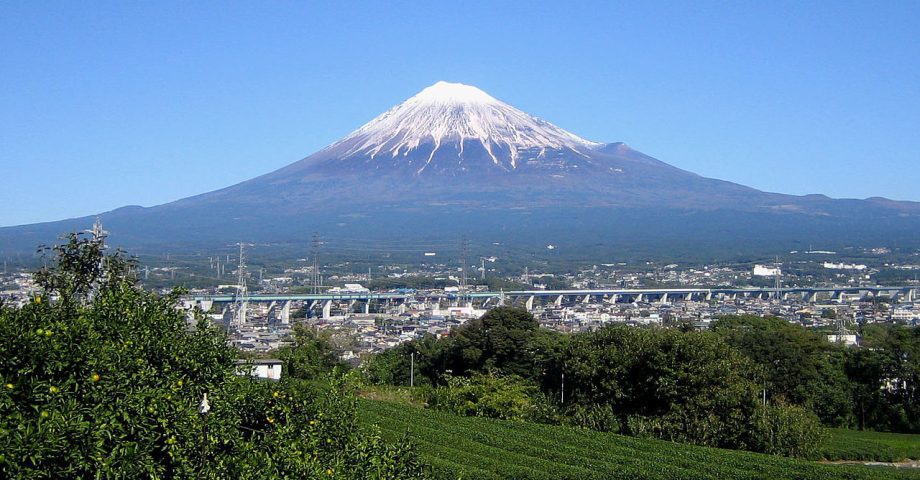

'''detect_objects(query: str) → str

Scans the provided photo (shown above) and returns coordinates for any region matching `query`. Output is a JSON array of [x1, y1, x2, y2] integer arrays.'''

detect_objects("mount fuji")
[[3, 81, 920, 257]]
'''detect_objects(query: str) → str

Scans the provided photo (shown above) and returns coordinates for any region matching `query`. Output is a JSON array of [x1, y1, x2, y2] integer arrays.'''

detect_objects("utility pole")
[[199, 393, 211, 463], [410, 352, 415, 388], [561, 370, 565, 405]]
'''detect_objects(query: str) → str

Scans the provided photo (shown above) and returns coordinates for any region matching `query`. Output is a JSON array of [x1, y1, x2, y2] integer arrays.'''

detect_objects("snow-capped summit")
[[323, 81, 602, 174], [410, 81, 499, 105]]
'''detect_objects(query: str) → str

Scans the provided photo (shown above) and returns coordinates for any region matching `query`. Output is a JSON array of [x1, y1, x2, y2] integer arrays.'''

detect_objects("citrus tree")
[[0, 233, 427, 479]]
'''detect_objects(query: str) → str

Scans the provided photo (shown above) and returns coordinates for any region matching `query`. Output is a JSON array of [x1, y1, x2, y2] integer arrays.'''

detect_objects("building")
[[753, 265, 781, 277], [233, 359, 283, 380], [826, 334, 859, 347]]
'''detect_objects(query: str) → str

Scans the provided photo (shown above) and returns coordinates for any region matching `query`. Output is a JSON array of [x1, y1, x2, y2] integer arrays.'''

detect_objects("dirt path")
[[821, 459, 920, 469]]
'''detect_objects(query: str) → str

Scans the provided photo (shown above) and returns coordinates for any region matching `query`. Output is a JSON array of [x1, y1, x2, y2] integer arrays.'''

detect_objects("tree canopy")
[[0, 233, 426, 479]]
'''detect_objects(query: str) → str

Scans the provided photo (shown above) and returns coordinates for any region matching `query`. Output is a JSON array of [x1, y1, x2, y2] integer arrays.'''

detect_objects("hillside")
[[3, 81, 920, 257], [358, 399, 920, 480], [820, 428, 920, 463]]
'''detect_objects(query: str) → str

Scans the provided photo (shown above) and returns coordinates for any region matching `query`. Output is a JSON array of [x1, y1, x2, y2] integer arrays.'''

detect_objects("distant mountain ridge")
[[2, 81, 919, 257]]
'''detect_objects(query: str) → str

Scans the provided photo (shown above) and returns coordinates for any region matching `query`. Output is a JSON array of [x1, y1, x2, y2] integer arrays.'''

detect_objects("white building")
[[233, 359, 283, 380], [753, 265, 781, 277], [823, 262, 867, 270], [826, 334, 859, 347], [892, 307, 919, 322]]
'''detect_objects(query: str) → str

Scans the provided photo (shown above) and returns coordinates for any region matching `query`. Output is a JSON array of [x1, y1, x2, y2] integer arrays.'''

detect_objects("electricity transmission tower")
[[773, 256, 782, 302], [459, 235, 469, 307], [311, 233, 322, 294], [233, 242, 251, 328]]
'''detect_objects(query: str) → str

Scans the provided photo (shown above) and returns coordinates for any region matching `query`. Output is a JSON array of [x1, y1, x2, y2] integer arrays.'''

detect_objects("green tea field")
[[359, 400, 920, 480], [820, 427, 920, 462]]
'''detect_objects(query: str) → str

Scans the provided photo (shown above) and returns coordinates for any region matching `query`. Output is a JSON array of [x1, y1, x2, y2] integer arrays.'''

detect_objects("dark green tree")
[[277, 325, 349, 380], [362, 334, 451, 387], [711, 316, 839, 408], [563, 325, 761, 449], [446, 307, 548, 379]]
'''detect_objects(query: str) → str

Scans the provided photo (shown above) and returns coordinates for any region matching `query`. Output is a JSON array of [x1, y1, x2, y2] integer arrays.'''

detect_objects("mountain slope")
[[2, 81, 919, 256]]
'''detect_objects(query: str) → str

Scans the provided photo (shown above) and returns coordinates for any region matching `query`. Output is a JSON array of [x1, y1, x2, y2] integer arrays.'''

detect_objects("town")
[[5, 246, 917, 360]]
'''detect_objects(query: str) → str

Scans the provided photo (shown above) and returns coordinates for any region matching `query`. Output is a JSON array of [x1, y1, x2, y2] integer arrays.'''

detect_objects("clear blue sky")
[[2, 1, 919, 227]]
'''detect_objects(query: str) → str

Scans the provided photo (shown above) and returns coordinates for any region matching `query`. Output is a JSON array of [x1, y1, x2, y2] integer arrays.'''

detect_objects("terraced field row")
[[358, 400, 920, 480], [820, 428, 920, 462]]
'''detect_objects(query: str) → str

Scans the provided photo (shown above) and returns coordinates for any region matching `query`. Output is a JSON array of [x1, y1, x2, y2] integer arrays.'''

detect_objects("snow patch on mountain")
[[329, 81, 602, 173]]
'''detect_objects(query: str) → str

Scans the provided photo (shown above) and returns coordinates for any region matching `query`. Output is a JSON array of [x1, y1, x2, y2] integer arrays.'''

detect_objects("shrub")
[[425, 372, 551, 421], [751, 403, 826, 458], [561, 403, 621, 433]]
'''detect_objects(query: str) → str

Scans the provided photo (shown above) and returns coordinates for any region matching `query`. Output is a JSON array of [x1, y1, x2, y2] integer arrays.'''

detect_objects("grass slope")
[[359, 400, 920, 480], [820, 428, 920, 462]]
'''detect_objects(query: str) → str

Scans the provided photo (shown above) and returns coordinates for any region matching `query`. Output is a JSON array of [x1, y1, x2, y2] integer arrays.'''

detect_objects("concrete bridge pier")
[[281, 301, 291, 324], [526, 295, 535, 311], [322, 300, 332, 319], [555, 295, 563, 307], [199, 299, 213, 313]]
